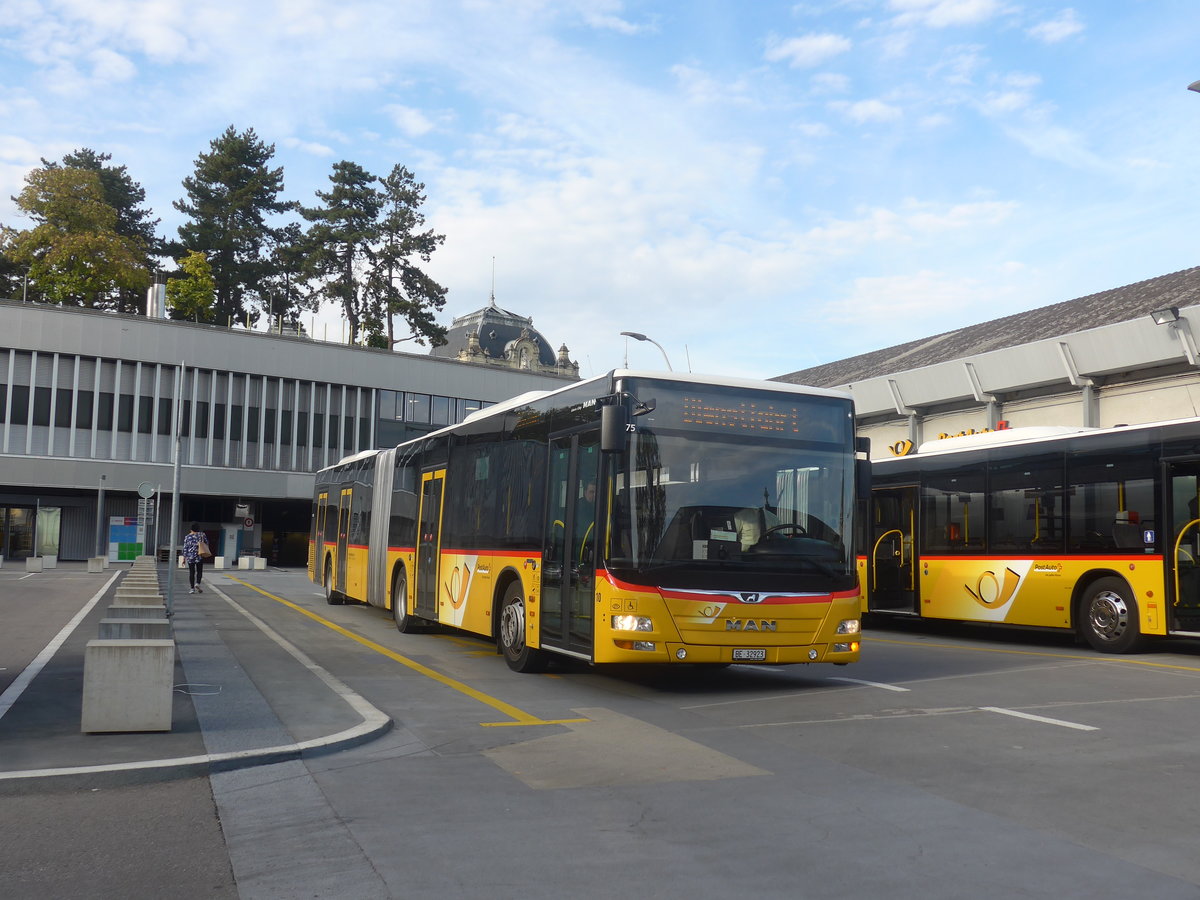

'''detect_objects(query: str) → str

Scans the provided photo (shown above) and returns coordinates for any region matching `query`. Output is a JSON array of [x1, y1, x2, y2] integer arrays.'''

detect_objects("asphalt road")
[[5, 566, 1200, 899]]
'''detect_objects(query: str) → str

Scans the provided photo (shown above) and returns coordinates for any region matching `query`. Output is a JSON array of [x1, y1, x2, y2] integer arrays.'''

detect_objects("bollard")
[[98, 618, 172, 640], [81, 639, 175, 733]]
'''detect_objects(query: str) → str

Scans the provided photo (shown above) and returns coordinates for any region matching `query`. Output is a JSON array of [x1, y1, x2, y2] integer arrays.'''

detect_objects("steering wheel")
[[760, 522, 807, 540]]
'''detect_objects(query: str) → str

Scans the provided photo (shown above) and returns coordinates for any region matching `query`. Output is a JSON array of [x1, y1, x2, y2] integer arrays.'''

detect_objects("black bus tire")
[[324, 558, 344, 606], [392, 568, 418, 633], [499, 581, 548, 673], [1079, 577, 1146, 653]]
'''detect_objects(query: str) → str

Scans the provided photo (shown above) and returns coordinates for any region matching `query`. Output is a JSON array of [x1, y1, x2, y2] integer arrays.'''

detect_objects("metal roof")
[[776, 266, 1200, 390]]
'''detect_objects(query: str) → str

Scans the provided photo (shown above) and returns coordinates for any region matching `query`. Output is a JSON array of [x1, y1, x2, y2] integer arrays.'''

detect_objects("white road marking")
[[980, 706, 1098, 731], [829, 676, 911, 692], [0, 570, 121, 721]]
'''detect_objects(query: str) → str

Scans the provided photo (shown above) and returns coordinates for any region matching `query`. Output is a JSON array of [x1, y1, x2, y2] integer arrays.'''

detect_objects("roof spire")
[[489, 256, 497, 307]]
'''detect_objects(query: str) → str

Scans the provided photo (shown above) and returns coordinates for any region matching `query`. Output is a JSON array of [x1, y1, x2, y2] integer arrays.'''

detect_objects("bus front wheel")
[[392, 568, 418, 633], [499, 582, 548, 673], [1080, 577, 1146, 653], [324, 558, 344, 606]]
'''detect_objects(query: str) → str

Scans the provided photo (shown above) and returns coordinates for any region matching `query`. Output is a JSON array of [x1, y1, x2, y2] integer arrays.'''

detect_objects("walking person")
[[182, 523, 210, 594]]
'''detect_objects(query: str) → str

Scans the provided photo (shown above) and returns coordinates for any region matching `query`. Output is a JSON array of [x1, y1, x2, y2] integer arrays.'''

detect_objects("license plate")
[[732, 648, 767, 661]]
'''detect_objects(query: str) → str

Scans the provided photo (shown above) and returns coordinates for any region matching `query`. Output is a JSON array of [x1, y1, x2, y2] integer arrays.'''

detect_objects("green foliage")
[[299, 161, 384, 344], [5, 166, 150, 307], [367, 165, 448, 349], [42, 149, 161, 312], [302, 161, 447, 348], [166, 250, 217, 322], [174, 126, 291, 325]]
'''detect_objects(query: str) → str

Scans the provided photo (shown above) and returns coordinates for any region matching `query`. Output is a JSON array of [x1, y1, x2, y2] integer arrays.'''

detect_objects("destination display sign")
[[624, 378, 851, 443]]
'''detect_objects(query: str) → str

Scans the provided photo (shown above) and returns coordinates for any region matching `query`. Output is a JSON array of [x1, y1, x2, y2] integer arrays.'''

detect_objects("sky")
[[2, 1, 1200, 381]]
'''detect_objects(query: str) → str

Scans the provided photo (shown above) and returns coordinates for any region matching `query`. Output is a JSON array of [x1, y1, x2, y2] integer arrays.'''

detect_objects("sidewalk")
[[0, 562, 391, 789]]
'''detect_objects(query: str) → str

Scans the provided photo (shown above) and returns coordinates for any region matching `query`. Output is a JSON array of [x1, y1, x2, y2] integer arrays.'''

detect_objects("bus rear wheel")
[[324, 558, 344, 606], [1080, 577, 1146, 653], [499, 582, 548, 673], [392, 568, 419, 633]]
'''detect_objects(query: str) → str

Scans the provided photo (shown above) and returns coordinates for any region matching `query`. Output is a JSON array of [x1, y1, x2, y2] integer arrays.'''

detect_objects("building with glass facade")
[[0, 300, 577, 566]]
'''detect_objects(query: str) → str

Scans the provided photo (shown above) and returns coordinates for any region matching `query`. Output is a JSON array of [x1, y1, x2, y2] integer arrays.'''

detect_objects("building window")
[[407, 393, 430, 424], [33, 386, 52, 426], [432, 395, 450, 426], [55, 388, 73, 428]]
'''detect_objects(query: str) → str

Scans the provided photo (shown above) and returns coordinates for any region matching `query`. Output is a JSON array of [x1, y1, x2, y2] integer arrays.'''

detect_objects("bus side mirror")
[[601, 402, 628, 453], [855, 438, 871, 503]]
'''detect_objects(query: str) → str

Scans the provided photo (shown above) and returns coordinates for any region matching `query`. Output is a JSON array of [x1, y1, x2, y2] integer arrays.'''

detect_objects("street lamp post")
[[620, 331, 673, 371]]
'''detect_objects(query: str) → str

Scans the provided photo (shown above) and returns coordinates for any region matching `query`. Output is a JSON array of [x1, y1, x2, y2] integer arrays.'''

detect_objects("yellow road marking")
[[224, 576, 588, 728], [867, 636, 1200, 672]]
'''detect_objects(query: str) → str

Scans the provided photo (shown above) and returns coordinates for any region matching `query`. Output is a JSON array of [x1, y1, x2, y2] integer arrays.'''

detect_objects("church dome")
[[431, 295, 577, 377]]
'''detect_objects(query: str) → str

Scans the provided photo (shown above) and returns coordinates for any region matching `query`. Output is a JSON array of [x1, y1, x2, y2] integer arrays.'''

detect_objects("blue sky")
[[2, 1, 1199, 380]]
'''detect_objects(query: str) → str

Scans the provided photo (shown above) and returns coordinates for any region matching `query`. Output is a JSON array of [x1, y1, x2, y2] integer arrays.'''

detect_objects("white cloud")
[[822, 269, 1006, 327], [810, 72, 851, 94], [764, 33, 852, 68], [1027, 9, 1084, 43], [833, 98, 903, 123], [889, 0, 1007, 28], [282, 137, 336, 157], [89, 48, 137, 82], [384, 104, 436, 137]]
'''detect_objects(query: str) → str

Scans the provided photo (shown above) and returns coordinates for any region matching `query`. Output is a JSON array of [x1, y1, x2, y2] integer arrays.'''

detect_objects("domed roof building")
[[430, 293, 579, 378]]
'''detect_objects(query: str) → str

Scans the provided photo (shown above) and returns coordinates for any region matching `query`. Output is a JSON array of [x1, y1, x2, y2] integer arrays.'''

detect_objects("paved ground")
[[0, 560, 390, 899], [5, 561, 1200, 899]]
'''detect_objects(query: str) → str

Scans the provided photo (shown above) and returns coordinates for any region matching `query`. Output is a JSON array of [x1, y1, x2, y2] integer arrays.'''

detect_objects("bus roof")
[[321, 369, 853, 473], [877, 414, 1200, 464]]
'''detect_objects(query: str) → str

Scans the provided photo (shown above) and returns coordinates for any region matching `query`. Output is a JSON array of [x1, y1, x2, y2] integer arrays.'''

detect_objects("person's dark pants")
[[188, 560, 204, 588]]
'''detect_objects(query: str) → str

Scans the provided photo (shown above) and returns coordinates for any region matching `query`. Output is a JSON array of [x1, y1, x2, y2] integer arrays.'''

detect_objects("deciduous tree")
[[166, 250, 216, 322], [4, 166, 150, 307], [42, 149, 162, 312]]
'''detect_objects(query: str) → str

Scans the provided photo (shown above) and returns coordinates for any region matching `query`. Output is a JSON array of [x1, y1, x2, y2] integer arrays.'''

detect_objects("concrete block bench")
[[98, 618, 172, 640], [81, 639, 175, 733]]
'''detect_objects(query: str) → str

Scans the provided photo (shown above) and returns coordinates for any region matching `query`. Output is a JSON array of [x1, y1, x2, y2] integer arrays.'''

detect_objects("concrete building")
[[776, 267, 1200, 458], [0, 300, 576, 566]]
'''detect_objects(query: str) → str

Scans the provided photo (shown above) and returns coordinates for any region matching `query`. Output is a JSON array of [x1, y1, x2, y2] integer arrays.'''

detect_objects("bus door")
[[311, 491, 329, 579], [541, 432, 601, 656], [1164, 459, 1200, 631], [336, 488, 352, 590], [869, 485, 919, 613], [415, 470, 445, 621]]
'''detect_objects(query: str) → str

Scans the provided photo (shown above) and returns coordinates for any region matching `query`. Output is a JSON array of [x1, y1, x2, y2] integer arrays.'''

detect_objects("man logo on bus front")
[[740, 593, 763, 604]]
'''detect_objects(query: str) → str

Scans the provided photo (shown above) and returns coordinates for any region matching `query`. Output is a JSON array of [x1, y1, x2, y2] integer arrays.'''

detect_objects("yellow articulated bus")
[[863, 418, 1200, 652], [309, 369, 869, 672]]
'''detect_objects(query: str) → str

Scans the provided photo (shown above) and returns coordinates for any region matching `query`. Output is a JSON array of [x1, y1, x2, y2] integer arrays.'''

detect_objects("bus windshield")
[[605, 379, 856, 593]]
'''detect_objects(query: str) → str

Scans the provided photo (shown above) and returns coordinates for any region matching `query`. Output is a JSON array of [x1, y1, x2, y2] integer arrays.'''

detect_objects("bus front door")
[[1166, 460, 1200, 631], [415, 471, 445, 621], [541, 432, 601, 658], [869, 486, 919, 613]]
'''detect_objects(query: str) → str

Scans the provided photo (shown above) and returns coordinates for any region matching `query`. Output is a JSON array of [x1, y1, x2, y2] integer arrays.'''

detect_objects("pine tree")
[[300, 161, 383, 344], [366, 165, 448, 349], [174, 126, 290, 325]]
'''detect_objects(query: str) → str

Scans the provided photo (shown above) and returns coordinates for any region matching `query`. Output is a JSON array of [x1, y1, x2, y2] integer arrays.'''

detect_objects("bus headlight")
[[836, 619, 861, 635], [833, 642, 860, 653], [612, 615, 654, 632]]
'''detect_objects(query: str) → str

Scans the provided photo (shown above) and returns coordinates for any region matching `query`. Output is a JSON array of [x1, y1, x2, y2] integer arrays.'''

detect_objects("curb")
[[0, 578, 393, 786]]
